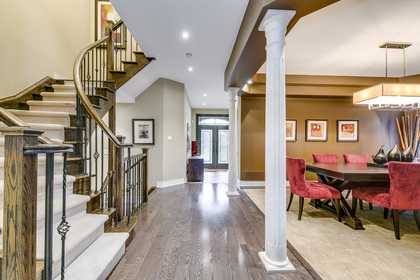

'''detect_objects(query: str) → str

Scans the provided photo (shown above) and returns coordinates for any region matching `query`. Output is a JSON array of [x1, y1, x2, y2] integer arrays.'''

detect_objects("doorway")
[[196, 114, 229, 170]]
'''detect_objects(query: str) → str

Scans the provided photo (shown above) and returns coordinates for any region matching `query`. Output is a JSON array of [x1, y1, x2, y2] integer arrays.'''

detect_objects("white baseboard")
[[157, 178, 185, 188], [239, 180, 265, 188], [239, 181, 291, 188]]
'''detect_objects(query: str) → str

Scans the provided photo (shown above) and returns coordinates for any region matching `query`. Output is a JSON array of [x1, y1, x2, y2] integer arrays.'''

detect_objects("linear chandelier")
[[353, 42, 420, 111]]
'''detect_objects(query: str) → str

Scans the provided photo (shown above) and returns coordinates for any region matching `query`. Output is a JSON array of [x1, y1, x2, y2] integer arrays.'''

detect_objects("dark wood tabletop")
[[305, 162, 390, 182]]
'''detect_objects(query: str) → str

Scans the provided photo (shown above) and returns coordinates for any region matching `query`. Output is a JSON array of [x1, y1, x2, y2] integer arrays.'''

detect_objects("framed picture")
[[305, 119, 328, 142], [286, 119, 297, 142], [95, 0, 123, 44], [132, 119, 154, 145], [337, 120, 359, 142]]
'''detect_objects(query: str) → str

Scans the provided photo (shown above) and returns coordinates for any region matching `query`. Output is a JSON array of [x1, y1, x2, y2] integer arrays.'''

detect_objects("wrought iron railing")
[[1, 127, 72, 280], [73, 19, 149, 227], [124, 148, 149, 225]]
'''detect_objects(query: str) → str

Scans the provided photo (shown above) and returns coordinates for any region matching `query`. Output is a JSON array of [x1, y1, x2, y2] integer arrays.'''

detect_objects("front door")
[[196, 114, 229, 169]]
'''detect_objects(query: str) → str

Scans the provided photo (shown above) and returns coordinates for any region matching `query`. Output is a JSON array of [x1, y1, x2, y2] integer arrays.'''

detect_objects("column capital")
[[258, 9, 296, 33], [227, 87, 239, 101]]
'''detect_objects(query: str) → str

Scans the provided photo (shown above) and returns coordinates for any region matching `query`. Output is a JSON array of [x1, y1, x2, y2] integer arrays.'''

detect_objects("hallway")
[[108, 180, 316, 279]]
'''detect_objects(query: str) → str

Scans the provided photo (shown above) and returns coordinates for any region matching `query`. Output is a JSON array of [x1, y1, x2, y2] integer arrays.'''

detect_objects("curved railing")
[[73, 19, 148, 228]]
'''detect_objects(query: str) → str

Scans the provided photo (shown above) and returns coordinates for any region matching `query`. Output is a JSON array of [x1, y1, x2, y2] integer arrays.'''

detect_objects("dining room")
[[239, 74, 420, 279]]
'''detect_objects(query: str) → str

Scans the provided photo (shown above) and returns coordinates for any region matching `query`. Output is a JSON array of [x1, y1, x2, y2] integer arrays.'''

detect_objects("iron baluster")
[[100, 129, 104, 211], [44, 153, 54, 280], [108, 139, 112, 211], [58, 153, 70, 280], [94, 122, 99, 193], [114, 145, 119, 228]]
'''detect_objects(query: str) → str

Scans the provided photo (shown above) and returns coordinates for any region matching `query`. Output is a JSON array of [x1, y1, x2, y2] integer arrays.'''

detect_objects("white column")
[[258, 9, 296, 272], [227, 87, 240, 196]]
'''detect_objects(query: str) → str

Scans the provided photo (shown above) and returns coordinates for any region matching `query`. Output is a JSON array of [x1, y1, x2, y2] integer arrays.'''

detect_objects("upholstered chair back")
[[286, 157, 307, 194], [388, 162, 420, 210], [343, 154, 369, 163], [312, 154, 339, 163]]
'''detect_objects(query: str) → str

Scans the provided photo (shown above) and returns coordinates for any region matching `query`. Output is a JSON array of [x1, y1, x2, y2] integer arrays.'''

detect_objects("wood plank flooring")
[[109, 182, 316, 280]]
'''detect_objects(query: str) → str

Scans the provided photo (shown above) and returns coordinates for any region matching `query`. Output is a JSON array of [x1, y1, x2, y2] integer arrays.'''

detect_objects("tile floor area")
[[243, 187, 420, 280]]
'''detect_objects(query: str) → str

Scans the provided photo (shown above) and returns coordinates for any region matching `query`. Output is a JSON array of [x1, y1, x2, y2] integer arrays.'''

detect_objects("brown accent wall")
[[240, 96, 402, 181]]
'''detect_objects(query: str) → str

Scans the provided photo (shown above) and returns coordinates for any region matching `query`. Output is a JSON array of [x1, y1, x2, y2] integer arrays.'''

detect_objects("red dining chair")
[[286, 157, 341, 221], [343, 154, 369, 164], [313, 154, 339, 163], [352, 162, 420, 239], [343, 154, 372, 209]]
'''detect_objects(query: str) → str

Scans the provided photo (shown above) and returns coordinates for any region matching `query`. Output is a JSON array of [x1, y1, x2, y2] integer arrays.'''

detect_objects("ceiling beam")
[[224, 0, 339, 93]]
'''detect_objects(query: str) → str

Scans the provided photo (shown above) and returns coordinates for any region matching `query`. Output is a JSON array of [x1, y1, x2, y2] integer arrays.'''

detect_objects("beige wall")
[[241, 96, 402, 181], [161, 79, 188, 182], [116, 78, 190, 187], [117, 79, 164, 188], [0, 0, 93, 98]]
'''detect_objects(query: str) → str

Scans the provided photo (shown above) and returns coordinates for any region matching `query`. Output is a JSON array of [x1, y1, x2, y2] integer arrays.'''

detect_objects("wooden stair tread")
[[89, 94, 109, 101], [105, 216, 136, 233], [122, 61, 138, 64], [95, 86, 115, 93], [73, 174, 90, 180], [132, 51, 144, 55], [109, 70, 126, 74], [90, 208, 116, 216]]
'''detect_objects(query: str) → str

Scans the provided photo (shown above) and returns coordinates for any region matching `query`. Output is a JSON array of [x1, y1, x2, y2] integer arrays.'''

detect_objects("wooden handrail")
[[0, 76, 54, 109], [123, 153, 146, 162], [73, 36, 133, 149], [0, 107, 56, 145], [111, 19, 124, 30]]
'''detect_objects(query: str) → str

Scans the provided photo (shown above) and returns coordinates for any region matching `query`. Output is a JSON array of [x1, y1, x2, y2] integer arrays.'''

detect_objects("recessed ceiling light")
[[182, 32, 189, 39], [203, 93, 207, 97], [203, 103, 206, 106], [247, 80, 253, 84], [188, 67, 193, 72], [185, 53, 192, 58]]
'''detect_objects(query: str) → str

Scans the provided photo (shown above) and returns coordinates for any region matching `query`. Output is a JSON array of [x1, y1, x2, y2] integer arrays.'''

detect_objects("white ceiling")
[[283, 0, 420, 78], [113, 0, 420, 108], [111, 0, 248, 108]]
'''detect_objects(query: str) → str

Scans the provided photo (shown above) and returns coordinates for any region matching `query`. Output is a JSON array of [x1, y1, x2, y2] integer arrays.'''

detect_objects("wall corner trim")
[[157, 178, 186, 188]]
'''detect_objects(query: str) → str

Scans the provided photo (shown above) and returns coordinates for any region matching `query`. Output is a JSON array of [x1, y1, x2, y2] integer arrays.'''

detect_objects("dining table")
[[305, 162, 390, 230]]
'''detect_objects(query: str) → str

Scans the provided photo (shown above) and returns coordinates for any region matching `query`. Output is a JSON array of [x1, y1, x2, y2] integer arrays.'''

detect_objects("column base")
[[258, 251, 296, 273], [226, 191, 240, 196]]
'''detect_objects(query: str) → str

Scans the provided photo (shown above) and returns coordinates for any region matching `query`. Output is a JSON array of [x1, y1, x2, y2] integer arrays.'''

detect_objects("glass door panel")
[[201, 130, 212, 164], [218, 130, 229, 164]]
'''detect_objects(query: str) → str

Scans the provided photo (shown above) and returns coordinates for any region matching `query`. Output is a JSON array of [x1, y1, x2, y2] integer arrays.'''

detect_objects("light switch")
[[167, 135, 172, 141]]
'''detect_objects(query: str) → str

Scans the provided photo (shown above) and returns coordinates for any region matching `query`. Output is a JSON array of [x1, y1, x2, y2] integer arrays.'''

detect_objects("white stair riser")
[[41, 93, 76, 102], [52, 85, 76, 92], [10, 114, 70, 126], [28, 104, 76, 114], [35, 214, 108, 279]]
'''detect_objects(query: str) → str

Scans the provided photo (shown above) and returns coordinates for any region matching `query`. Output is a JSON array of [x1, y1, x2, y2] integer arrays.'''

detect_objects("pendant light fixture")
[[353, 42, 420, 111]]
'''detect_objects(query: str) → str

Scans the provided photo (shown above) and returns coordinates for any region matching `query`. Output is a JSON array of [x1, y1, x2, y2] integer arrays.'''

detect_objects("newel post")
[[142, 148, 149, 203], [1, 127, 43, 280], [106, 20, 115, 77], [115, 136, 126, 222]]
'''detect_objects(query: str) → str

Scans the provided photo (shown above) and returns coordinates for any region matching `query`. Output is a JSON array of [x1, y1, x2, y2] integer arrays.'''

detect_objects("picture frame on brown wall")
[[337, 120, 359, 142], [305, 119, 328, 142], [286, 119, 297, 142]]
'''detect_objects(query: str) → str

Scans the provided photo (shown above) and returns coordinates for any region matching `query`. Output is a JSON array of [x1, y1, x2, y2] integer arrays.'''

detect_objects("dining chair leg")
[[352, 197, 358, 213], [345, 189, 351, 199], [392, 209, 400, 240], [384, 208, 389, 219], [359, 199, 364, 210], [287, 193, 294, 211], [298, 197, 304, 220], [333, 198, 341, 222], [414, 210, 420, 232]]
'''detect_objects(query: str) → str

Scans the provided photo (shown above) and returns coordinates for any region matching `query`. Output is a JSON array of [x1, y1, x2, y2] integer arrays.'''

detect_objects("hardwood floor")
[[109, 181, 317, 280]]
